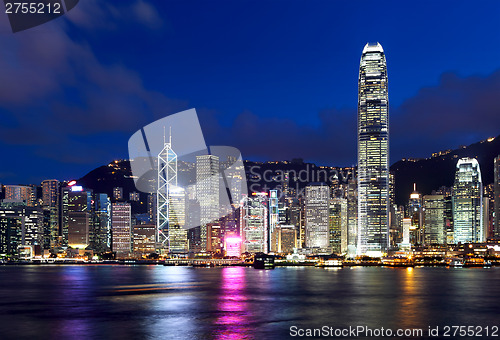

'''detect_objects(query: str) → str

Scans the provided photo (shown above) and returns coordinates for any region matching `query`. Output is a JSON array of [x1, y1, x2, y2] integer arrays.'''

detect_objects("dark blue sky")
[[1, 0, 500, 184]]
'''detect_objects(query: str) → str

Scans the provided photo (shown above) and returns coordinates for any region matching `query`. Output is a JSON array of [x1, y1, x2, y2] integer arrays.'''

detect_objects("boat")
[[253, 253, 275, 269], [448, 258, 464, 267], [316, 259, 343, 267], [381, 257, 414, 267], [191, 262, 214, 268], [463, 257, 485, 267]]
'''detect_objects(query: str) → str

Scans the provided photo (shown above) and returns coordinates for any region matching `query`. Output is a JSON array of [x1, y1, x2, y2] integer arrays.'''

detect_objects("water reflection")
[[213, 267, 252, 339], [395, 266, 425, 329], [2, 266, 500, 339], [51, 266, 95, 339]]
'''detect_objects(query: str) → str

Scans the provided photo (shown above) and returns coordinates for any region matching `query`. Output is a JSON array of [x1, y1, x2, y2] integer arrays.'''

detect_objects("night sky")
[[1, 0, 500, 184]]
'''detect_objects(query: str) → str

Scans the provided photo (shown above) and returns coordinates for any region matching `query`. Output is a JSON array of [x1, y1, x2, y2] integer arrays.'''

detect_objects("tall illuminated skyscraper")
[[196, 154, 220, 251], [305, 183, 330, 249], [346, 179, 358, 256], [41, 179, 60, 247], [329, 197, 348, 254], [66, 188, 91, 249], [240, 193, 268, 253], [269, 189, 279, 251], [112, 202, 132, 258], [168, 185, 188, 253], [423, 195, 446, 245], [92, 193, 111, 253], [357, 42, 389, 256], [157, 131, 178, 253], [452, 158, 483, 243], [494, 155, 500, 238]]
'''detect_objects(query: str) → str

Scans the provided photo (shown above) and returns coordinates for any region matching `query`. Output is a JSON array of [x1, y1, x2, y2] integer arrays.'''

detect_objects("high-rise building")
[[484, 184, 495, 239], [112, 203, 132, 258], [357, 42, 389, 256], [394, 206, 406, 248], [91, 193, 111, 253], [157, 132, 178, 254], [402, 218, 411, 246], [483, 196, 490, 242], [207, 223, 222, 253], [42, 180, 59, 207], [494, 155, 500, 238], [66, 188, 91, 249], [147, 193, 157, 224], [346, 179, 358, 256], [168, 186, 188, 253], [452, 158, 483, 243], [0, 205, 43, 256], [129, 192, 140, 202], [188, 226, 202, 253], [270, 225, 297, 254], [305, 183, 330, 249], [432, 187, 454, 244], [133, 224, 156, 258], [113, 187, 123, 201], [41, 179, 60, 247], [240, 193, 268, 253], [423, 195, 446, 245], [329, 197, 348, 254], [408, 185, 423, 245], [4, 185, 35, 207], [269, 189, 279, 251], [196, 154, 220, 251]]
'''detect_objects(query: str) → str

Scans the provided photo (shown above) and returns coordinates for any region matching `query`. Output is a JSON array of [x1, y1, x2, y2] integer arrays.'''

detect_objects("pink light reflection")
[[213, 267, 252, 339]]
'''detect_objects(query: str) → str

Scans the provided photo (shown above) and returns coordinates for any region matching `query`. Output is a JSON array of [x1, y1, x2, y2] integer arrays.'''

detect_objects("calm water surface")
[[1, 265, 499, 339]]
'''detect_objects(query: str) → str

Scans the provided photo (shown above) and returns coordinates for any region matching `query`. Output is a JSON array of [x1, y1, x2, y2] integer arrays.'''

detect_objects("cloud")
[[391, 70, 500, 159], [0, 1, 185, 161], [200, 107, 357, 166], [66, 0, 164, 31]]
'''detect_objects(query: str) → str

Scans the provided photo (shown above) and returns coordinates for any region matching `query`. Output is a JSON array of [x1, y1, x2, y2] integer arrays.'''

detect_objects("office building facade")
[[357, 42, 389, 256], [452, 158, 483, 243]]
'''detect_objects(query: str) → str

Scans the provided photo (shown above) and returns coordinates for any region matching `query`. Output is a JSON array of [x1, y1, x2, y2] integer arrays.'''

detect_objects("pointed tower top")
[[362, 42, 384, 54]]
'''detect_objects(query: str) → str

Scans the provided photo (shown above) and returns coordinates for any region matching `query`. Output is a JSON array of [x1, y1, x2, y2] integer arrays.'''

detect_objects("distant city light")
[[67, 180, 77, 187], [71, 185, 83, 192]]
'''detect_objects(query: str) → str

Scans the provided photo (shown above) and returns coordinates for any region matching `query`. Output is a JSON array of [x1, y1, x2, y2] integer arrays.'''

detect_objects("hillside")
[[391, 135, 500, 205], [78, 135, 500, 210]]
